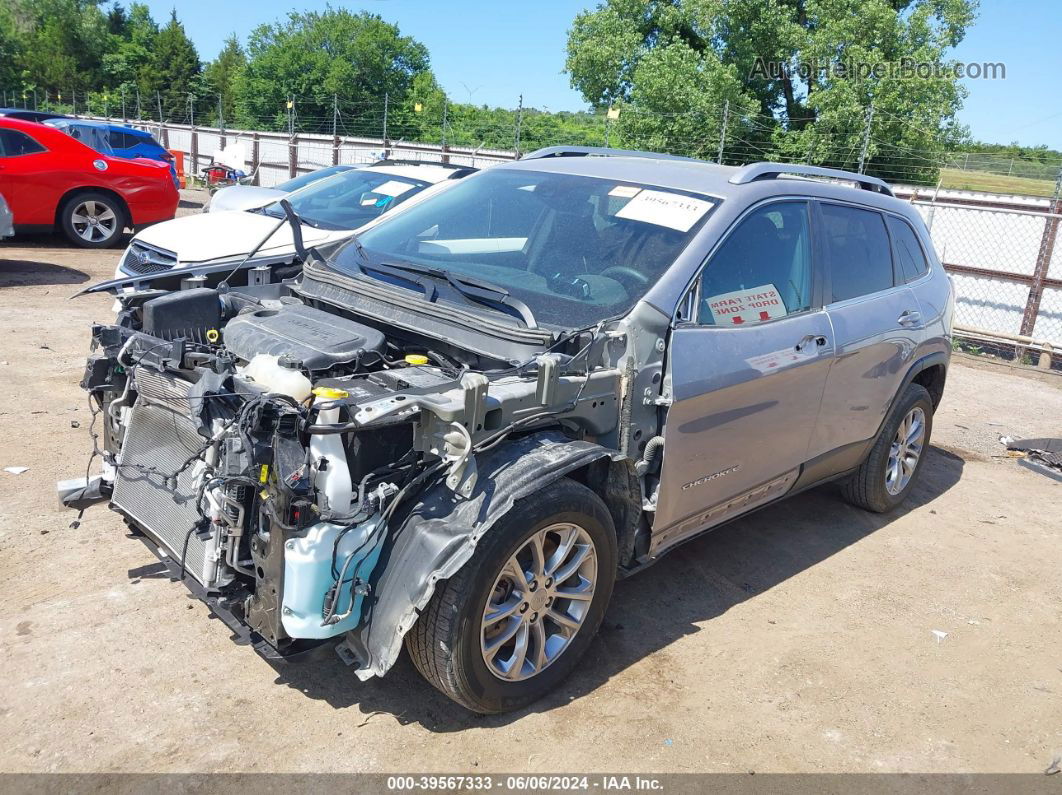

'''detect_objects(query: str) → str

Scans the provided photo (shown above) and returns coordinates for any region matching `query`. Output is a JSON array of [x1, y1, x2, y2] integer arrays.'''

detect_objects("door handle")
[[897, 310, 922, 327], [795, 334, 828, 352]]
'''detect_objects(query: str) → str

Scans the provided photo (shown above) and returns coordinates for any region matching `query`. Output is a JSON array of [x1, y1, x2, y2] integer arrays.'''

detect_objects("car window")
[[695, 201, 813, 326], [277, 165, 354, 193], [887, 215, 929, 282], [0, 129, 46, 157], [820, 203, 894, 302], [333, 168, 718, 328]]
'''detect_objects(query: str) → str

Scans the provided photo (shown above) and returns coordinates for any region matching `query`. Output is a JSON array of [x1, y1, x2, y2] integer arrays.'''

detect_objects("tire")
[[842, 383, 934, 513], [59, 191, 126, 248], [406, 477, 617, 714]]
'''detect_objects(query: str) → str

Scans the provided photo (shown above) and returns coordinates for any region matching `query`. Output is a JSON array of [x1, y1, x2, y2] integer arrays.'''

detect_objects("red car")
[[0, 117, 178, 248]]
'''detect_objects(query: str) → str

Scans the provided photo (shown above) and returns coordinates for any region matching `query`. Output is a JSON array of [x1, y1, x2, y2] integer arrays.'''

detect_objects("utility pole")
[[121, 86, 126, 120], [514, 94, 523, 156], [717, 99, 730, 164], [287, 96, 294, 137], [332, 93, 338, 139], [382, 92, 389, 145], [157, 91, 163, 122], [218, 94, 225, 135], [136, 87, 142, 119], [188, 92, 194, 127], [857, 103, 874, 174], [441, 100, 448, 149], [32, 88, 37, 110]]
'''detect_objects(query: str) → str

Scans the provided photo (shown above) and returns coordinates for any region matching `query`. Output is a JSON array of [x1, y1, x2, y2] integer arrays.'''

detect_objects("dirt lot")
[[1, 194, 1061, 774]]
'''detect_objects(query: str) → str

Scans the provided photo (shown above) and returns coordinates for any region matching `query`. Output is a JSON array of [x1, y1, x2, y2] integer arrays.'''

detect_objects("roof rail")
[[728, 162, 893, 196], [372, 158, 477, 172], [520, 145, 703, 163]]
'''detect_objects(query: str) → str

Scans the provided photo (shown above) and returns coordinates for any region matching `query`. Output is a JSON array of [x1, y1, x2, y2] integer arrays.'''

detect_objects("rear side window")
[[0, 129, 46, 157], [820, 203, 894, 302], [109, 131, 142, 149], [695, 201, 813, 325], [887, 215, 930, 282]]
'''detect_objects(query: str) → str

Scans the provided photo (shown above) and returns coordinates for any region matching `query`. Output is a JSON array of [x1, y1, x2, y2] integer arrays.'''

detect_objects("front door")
[[653, 200, 833, 551]]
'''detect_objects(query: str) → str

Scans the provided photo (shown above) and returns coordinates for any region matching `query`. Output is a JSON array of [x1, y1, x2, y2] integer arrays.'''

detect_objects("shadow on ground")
[[0, 258, 90, 286], [265, 446, 965, 730]]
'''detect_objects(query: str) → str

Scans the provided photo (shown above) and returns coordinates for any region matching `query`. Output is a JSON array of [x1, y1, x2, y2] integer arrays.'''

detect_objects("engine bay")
[[78, 278, 629, 657]]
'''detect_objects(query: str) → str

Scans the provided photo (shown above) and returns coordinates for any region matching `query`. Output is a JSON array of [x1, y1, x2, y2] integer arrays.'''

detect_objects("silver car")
[[0, 192, 13, 238], [72, 148, 952, 713]]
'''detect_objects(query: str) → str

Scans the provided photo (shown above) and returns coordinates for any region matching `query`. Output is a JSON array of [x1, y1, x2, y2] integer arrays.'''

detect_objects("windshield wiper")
[[380, 261, 538, 329], [354, 260, 437, 301]]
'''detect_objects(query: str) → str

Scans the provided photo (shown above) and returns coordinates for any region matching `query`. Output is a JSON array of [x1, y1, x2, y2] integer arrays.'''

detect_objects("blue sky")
[[153, 1, 1061, 149]]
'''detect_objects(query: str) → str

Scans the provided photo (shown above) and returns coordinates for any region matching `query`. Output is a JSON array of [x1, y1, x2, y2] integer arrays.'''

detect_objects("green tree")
[[566, 0, 978, 182], [7, 0, 111, 94], [146, 9, 201, 121], [234, 8, 429, 131], [204, 34, 246, 126]]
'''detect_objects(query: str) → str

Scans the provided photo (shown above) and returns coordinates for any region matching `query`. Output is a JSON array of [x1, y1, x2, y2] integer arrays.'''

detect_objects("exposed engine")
[[81, 284, 503, 652]]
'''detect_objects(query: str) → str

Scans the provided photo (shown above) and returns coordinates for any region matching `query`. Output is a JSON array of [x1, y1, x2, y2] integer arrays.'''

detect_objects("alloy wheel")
[[480, 522, 598, 682], [886, 406, 926, 495], [71, 200, 118, 243]]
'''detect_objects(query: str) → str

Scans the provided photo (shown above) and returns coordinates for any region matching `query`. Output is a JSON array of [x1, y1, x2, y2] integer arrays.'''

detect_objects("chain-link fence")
[[903, 195, 1062, 358], [83, 116, 1062, 363]]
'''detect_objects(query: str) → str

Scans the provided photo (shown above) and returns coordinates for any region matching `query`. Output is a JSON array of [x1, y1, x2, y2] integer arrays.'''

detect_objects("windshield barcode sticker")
[[614, 189, 714, 231]]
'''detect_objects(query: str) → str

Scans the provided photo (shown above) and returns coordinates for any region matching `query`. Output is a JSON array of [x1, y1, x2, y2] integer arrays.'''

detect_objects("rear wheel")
[[59, 192, 126, 248], [405, 478, 617, 713], [842, 383, 934, 512]]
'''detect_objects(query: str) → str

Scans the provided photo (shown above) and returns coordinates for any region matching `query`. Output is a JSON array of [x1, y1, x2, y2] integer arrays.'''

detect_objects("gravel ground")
[[1, 194, 1060, 774]]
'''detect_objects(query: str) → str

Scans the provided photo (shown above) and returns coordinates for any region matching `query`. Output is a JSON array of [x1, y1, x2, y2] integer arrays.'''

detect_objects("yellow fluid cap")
[[312, 386, 349, 400], [404, 354, 430, 366], [205, 328, 220, 343]]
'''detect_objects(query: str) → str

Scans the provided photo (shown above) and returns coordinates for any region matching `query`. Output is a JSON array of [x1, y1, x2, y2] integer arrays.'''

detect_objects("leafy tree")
[[204, 34, 246, 126], [146, 9, 202, 121], [7, 0, 111, 93], [566, 0, 978, 181], [234, 8, 429, 131]]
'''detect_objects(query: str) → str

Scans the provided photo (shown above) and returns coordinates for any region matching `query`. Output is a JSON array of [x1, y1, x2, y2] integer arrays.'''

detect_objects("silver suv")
[[72, 148, 953, 713]]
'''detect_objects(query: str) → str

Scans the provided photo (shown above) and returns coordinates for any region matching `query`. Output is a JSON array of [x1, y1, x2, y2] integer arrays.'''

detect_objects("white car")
[[113, 161, 475, 284], [0, 193, 12, 239], [206, 164, 358, 213]]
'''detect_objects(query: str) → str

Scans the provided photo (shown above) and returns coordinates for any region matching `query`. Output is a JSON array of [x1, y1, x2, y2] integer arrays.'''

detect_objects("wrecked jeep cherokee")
[[69, 149, 953, 713]]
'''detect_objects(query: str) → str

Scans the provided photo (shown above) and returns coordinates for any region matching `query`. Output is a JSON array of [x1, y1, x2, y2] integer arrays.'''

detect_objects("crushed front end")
[[70, 275, 636, 671]]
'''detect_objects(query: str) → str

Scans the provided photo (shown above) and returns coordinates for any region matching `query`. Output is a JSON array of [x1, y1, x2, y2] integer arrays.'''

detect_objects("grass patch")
[[936, 167, 1057, 198]]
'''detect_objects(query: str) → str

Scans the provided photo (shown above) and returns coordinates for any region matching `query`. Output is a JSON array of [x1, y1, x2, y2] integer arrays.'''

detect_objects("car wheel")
[[60, 192, 126, 248], [405, 477, 617, 714], [842, 383, 934, 513]]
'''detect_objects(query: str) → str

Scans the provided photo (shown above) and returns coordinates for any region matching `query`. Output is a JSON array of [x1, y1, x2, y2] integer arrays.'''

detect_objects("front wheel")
[[59, 192, 126, 248], [405, 477, 617, 713]]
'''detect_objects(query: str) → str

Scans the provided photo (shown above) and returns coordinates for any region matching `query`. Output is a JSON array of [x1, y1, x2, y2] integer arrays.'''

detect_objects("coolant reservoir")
[[238, 354, 312, 402], [310, 391, 353, 516]]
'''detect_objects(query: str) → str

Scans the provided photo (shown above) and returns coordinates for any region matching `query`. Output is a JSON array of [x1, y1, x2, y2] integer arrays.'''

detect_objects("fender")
[[338, 431, 618, 679]]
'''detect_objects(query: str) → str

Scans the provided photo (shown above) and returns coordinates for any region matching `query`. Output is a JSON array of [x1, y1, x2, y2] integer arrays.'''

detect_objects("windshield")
[[276, 164, 355, 193], [263, 169, 428, 230], [328, 168, 717, 328]]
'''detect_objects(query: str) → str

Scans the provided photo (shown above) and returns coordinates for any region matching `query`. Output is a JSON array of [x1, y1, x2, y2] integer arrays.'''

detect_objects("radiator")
[[112, 377, 224, 587]]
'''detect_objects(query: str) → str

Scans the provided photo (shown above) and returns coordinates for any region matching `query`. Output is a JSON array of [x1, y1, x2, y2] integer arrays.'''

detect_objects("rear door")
[[653, 200, 833, 548], [806, 201, 922, 459]]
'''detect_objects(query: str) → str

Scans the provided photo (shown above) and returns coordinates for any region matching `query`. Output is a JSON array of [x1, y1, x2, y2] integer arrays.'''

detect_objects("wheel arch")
[[338, 431, 623, 680], [54, 186, 130, 230]]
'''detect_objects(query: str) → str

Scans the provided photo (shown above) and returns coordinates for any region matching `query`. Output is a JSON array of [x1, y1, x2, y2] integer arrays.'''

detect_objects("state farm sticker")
[[706, 283, 787, 325]]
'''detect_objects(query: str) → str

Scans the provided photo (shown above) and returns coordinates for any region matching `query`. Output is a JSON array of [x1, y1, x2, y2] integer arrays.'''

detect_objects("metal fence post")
[[288, 134, 298, 179], [1019, 171, 1062, 337], [251, 133, 260, 185], [190, 126, 199, 184]]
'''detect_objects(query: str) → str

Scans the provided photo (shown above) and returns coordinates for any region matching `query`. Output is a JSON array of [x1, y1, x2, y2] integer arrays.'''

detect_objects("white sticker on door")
[[614, 189, 714, 231], [706, 283, 787, 325]]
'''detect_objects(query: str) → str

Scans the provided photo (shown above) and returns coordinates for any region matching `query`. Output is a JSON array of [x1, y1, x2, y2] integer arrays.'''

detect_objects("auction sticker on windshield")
[[373, 180, 416, 197], [615, 189, 714, 231], [707, 283, 787, 325]]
